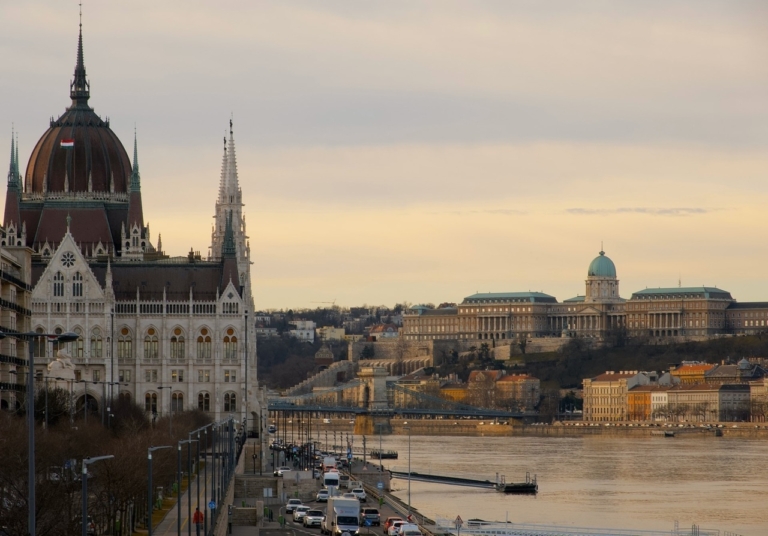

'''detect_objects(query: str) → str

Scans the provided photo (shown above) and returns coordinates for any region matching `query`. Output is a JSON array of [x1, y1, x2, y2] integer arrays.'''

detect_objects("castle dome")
[[24, 25, 131, 195], [588, 250, 617, 278]]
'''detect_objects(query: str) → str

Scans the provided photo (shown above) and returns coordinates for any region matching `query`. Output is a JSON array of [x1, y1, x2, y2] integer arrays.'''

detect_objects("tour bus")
[[323, 471, 340, 497]]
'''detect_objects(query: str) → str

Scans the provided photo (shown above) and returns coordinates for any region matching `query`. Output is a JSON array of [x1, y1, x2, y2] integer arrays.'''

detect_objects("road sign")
[[377, 482, 384, 490], [209, 501, 216, 510], [454, 515, 463, 528], [364, 519, 372, 527]]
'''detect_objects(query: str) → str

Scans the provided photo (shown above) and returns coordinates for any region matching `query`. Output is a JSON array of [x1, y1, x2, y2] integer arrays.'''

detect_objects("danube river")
[[362, 434, 767, 535]]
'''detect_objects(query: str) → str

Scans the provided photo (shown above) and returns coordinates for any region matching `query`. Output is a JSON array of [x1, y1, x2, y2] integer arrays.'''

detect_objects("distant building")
[[255, 327, 278, 339], [314, 346, 334, 367], [368, 323, 399, 341], [317, 326, 345, 341], [582, 371, 650, 422], [670, 363, 716, 385], [705, 359, 765, 385], [401, 249, 768, 344], [289, 320, 316, 342]]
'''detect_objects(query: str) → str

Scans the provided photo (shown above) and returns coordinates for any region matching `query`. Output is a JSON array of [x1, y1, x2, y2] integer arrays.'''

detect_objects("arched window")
[[145, 392, 157, 413], [223, 328, 238, 360], [197, 328, 211, 360], [90, 327, 102, 358], [198, 392, 210, 411], [53, 272, 64, 297], [72, 328, 84, 358], [144, 328, 158, 359], [118, 327, 133, 360], [224, 392, 236, 412], [172, 392, 184, 413], [119, 391, 131, 402], [73, 272, 83, 297], [170, 328, 185, 360], [33, 327, 46, 357]]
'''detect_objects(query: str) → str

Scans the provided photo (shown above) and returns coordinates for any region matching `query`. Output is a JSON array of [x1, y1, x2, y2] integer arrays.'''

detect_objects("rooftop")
[[463, 291, 557, 304]]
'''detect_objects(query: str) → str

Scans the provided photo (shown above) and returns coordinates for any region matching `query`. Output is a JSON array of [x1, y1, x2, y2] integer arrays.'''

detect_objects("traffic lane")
[[287, 498, 401, 535]]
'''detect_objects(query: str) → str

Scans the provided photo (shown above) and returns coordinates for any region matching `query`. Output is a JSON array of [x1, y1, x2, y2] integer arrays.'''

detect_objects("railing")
[[22, 191, 129, 202], [0, 297, 31, 316], [0, 268, 32, 290]]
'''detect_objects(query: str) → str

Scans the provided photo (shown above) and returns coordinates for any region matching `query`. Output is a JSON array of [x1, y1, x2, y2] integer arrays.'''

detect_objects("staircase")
[[284, 360, 358, 396]]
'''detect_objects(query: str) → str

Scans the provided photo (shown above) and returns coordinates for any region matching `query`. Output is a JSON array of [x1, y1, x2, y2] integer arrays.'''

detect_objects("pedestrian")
[[193, 507, 204, 536]]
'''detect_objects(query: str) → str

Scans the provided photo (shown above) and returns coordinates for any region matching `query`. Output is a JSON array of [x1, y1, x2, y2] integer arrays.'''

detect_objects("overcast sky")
[[2, 1, 767, 309]]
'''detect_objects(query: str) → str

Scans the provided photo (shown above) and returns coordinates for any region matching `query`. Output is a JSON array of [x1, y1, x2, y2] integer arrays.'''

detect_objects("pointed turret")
[[4, 129, 22, 234], [221, 211, 240, 292], [127, 129, 145, 232], [69, 11, 91, 109]]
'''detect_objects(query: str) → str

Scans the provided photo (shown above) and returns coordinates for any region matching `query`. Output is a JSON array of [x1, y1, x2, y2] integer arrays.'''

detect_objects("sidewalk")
[[152, 468, 213, 536]]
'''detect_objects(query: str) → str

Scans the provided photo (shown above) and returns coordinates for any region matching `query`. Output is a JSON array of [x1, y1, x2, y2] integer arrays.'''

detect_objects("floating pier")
[[389, 470, 537, 494]]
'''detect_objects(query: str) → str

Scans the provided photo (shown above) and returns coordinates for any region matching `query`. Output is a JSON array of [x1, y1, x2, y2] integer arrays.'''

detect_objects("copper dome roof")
[[24, 25, 132, 195]]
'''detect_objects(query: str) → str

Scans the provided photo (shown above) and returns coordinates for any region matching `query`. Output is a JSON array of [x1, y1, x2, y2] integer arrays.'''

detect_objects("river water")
[[358, 434, 768, 536]]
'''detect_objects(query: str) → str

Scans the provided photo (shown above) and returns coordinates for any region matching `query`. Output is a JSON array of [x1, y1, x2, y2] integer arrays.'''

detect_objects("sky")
[[1, 1, 767, 310]]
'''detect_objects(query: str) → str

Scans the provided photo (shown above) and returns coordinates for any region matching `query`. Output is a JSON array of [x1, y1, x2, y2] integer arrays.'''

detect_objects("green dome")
[[588, 251, 616, 278]]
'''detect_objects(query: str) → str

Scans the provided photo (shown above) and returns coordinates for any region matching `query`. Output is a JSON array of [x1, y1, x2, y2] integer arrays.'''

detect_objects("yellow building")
[[670, 363, 715, 385], [583, 371, 649, 422]]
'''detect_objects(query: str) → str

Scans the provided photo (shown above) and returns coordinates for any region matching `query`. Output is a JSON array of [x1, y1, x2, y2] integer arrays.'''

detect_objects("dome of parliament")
[[24, 28, 131, 195]]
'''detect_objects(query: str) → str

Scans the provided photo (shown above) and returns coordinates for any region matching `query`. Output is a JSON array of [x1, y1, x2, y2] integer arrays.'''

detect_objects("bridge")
[[267, 366, 531, 434]]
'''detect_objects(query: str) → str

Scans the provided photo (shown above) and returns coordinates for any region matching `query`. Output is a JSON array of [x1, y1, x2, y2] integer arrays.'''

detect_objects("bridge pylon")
[[355, 413, 392, 435]]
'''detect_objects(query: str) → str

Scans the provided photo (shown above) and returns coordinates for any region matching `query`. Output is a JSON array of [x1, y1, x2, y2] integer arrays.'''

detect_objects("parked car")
[[285, 498, 303, 514], [360, 508, 380, 526], [304, 510, 325, 528], [316, 489, 329, 502], [293, 506, 311, 522], [274, 466, 292, 477], [383, 517, 403, 534], [351, 487, 367, 502]]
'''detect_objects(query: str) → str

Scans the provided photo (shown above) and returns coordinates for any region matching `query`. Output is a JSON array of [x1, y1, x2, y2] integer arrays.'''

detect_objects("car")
[[397, 524, 422, 536], [304, 510, 325, 528], [383, 517, 403, 534], [360, 508, 380, 526], [293, 506, 312, 522], [388, 520, 406, 536], [274, 466, 292, 477], [268, 424, 277, 433], [342, 492, 357, 500], [351, 487, 367, 502], [77, 516, 96, 536], [316, 489, 329, 502], [285, 499, 303, 514]]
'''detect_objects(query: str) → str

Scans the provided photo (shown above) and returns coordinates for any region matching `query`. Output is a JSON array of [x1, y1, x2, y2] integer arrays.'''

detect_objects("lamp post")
[[81, 455, 114, 536], [0, 329, 78, 536], [148, 445, 172, 536], [178, 439, 198, 536], [403, 423, 411, 515], [158, 385, 173, 436]]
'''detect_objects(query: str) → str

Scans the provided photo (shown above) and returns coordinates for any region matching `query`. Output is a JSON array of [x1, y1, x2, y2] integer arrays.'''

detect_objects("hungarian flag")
[[60, 139, 74, 149]]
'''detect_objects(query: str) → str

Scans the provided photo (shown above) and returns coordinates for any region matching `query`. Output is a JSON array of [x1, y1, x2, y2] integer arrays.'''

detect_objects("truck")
[[321, 497, 360, 536], [323, 456, 337, 473]]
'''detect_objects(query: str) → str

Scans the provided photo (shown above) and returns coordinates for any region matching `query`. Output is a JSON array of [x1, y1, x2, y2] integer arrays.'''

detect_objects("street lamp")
[[148, 445, 173, 536], [81, 455, 114, 536], [403, 423, 411, 515], [158, 385, 173, 436], [178, 439, 198, 536], [0, 329, 78, 536]]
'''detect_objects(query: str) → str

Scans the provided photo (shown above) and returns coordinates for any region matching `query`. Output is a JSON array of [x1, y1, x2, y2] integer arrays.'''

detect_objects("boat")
[[495, 473, 537, 494], [650, 430, 675, 437]]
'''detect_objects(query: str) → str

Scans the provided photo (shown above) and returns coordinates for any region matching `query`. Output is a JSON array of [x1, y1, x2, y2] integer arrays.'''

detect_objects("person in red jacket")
[[193, 507, 204, 536]]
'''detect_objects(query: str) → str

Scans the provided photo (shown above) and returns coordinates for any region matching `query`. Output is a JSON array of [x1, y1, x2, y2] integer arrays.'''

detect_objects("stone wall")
[[284, 360, 358, 396]]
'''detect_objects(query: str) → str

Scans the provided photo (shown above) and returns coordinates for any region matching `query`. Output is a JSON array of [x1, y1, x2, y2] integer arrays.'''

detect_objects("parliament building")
[[1, 21, 265, 441]]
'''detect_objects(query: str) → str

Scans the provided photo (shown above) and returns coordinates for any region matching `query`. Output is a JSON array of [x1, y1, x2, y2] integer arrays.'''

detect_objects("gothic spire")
[[130, 129, 141, 191], [218, 134, 227, 202], [7, 127, 18, 189], [224, 118, 240, 200], [70, 7, 91, 108], [222, 211, 236, 256]]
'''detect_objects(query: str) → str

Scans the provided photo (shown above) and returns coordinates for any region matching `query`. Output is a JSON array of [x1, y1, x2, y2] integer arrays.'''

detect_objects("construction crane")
[[310, 299, 337, 306]]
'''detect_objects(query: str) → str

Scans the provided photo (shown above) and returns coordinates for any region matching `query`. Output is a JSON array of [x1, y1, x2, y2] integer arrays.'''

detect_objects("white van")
[[323, 472, 340, 496], [397, 524, 422, 536]]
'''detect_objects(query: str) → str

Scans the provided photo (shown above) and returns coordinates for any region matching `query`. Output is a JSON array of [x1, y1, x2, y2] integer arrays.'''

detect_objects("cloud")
[[565, 207, 717, 216]]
